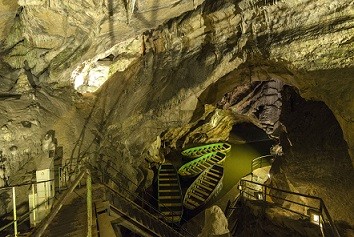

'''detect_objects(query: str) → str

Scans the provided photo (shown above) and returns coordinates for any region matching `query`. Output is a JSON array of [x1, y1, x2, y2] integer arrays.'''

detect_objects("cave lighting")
[[255, 191, 263, 200], [308, 209, 321, 225], [267, 173, 271, 179], [87, 65, 110, 89], [71, 62, 110, 93], [73, 71, 85, 90]]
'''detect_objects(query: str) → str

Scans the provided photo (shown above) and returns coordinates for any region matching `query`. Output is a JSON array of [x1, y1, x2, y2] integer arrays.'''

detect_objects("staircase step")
[[159, 173, 176, 176], [159, 189, 180, 192], [160, 190, 180, 195], [208, 172, 221, 180], [197, 163, 209, 169], [204, 176, 219, 183], [161, 202, 183, 207], [185, 199, 199, 207], [160, 168, 175, 172], [159, 183, 179, 187], [198, 183, 213, 191], [159, 195, 181, 200], [194, 188, 209, 197], [210, 157, 220, 162], [161, 210, 183, 216], [159, 177, 178, 181], [200, 179, 216, 187], [189, 192, 205, 202], [212, 167, 223, 174]]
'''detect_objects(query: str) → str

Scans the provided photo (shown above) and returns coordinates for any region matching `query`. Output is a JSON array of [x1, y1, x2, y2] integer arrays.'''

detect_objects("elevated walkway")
[[41, 186, 98, 237], [0, 165, 194, 237]]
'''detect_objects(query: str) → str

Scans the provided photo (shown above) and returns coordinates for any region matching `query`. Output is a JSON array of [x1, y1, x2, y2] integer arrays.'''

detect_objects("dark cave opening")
[[228, 122, 270, 144]]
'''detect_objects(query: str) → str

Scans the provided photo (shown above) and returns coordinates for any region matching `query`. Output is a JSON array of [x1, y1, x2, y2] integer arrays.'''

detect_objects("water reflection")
[[221, 140, 274, 197]]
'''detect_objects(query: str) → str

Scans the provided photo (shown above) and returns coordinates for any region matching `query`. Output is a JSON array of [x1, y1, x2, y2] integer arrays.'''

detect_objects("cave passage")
[[221, 123, 274, 196]]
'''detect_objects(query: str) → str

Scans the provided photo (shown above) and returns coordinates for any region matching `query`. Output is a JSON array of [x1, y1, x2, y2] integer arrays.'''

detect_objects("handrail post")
[[12, 187, 18, 237], [44, 182, 48, 210], [32, 184, 36, 226], [87, 170, 92, 237], [58, 167, 61, 192]]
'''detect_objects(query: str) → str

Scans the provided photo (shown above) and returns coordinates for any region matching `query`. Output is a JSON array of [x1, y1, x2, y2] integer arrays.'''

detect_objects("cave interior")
[[0, 0, 353, 236]]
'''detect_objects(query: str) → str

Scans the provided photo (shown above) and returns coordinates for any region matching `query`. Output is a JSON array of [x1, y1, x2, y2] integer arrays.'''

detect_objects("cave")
[[0, 0, 353, 236]]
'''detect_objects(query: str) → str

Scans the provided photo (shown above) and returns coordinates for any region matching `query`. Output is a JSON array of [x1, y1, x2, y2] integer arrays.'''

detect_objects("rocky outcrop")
[[0, 0, 353, 228], [198, 205, 230, 237], [1, 0, 353, 161], [217, 80, 284, 139]]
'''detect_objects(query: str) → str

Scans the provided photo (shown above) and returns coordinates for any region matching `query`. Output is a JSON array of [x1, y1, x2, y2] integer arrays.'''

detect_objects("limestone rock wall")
[[0, 0, 353, 225], [0, 0, 205, 89], [217, 80, 284, 138], [1, 0, 353, 158]]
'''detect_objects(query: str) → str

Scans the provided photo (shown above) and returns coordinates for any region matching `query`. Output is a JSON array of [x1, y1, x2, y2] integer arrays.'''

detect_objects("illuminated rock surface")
[[0, 0, 353, 234]]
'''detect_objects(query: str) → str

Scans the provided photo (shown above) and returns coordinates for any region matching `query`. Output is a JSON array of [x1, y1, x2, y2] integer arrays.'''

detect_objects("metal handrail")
[[238, 179, 340, 237], [251, 154, 274, 173], [0, 194, 58, 233], [31, 170, 87, 236], [102, 183, 191, 237], [93, 158, 191, 225], [90, 164, 194, 237], [0, 179, 56, 235], [0, 179, 55, 190], [320, 199, 341, 237]]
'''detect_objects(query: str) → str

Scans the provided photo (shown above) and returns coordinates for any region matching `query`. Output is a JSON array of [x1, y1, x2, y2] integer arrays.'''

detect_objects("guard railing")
[[0, 179, 55, 236], [238, 179, 340, 237], [89, 160, 195, 237], [251, 154, 274, 173]]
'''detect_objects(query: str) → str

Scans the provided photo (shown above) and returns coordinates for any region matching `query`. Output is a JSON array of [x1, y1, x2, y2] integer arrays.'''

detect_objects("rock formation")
[[198, 205, 230, 237], [0, 0, 353, 232]]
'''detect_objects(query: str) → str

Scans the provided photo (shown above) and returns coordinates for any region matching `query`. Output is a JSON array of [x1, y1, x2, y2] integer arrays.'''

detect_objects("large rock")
[[198, 205, 230, 237]]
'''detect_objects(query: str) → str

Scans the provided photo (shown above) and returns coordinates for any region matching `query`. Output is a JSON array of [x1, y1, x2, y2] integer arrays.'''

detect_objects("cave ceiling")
[[0, 0, 353, 165], [0, 0, 353, 229]]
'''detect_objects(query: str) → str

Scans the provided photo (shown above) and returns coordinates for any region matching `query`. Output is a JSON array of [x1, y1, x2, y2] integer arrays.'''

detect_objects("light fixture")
[[237, 184, 243, 191], [308, 209, 321, 225], [255, 191, 263, 200], [267, 173, 271, 179]]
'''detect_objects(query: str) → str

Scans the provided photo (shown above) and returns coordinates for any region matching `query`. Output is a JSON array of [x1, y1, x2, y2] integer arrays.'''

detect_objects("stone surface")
[[198, 205, 230, 237], [0, 0, 352, 158], [0, 0, 353, 232], [218, 80, 284, 139]]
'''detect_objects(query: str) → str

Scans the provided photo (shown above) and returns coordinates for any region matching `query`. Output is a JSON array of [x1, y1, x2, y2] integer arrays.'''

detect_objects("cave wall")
[[0, 0, 353, 222], [269, 85, 354, 228], [1, 0, 353, 162]]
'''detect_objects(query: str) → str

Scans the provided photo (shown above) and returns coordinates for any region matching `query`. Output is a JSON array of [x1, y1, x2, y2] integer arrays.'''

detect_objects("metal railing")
[[89, 161, 195, 237], [31, 170, 90, 237], [0, 179, 55, 236], [251, 154, 274, 173], [102, 182, 187, 237], [238, 179, 340, 237], [93, 158, 189, 223]]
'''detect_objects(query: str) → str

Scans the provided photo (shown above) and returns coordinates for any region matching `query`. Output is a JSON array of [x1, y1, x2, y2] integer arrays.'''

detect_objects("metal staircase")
[[104, 184, 186, 237], [0, 162, 195, 237], [90, 162, 194, 237]]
